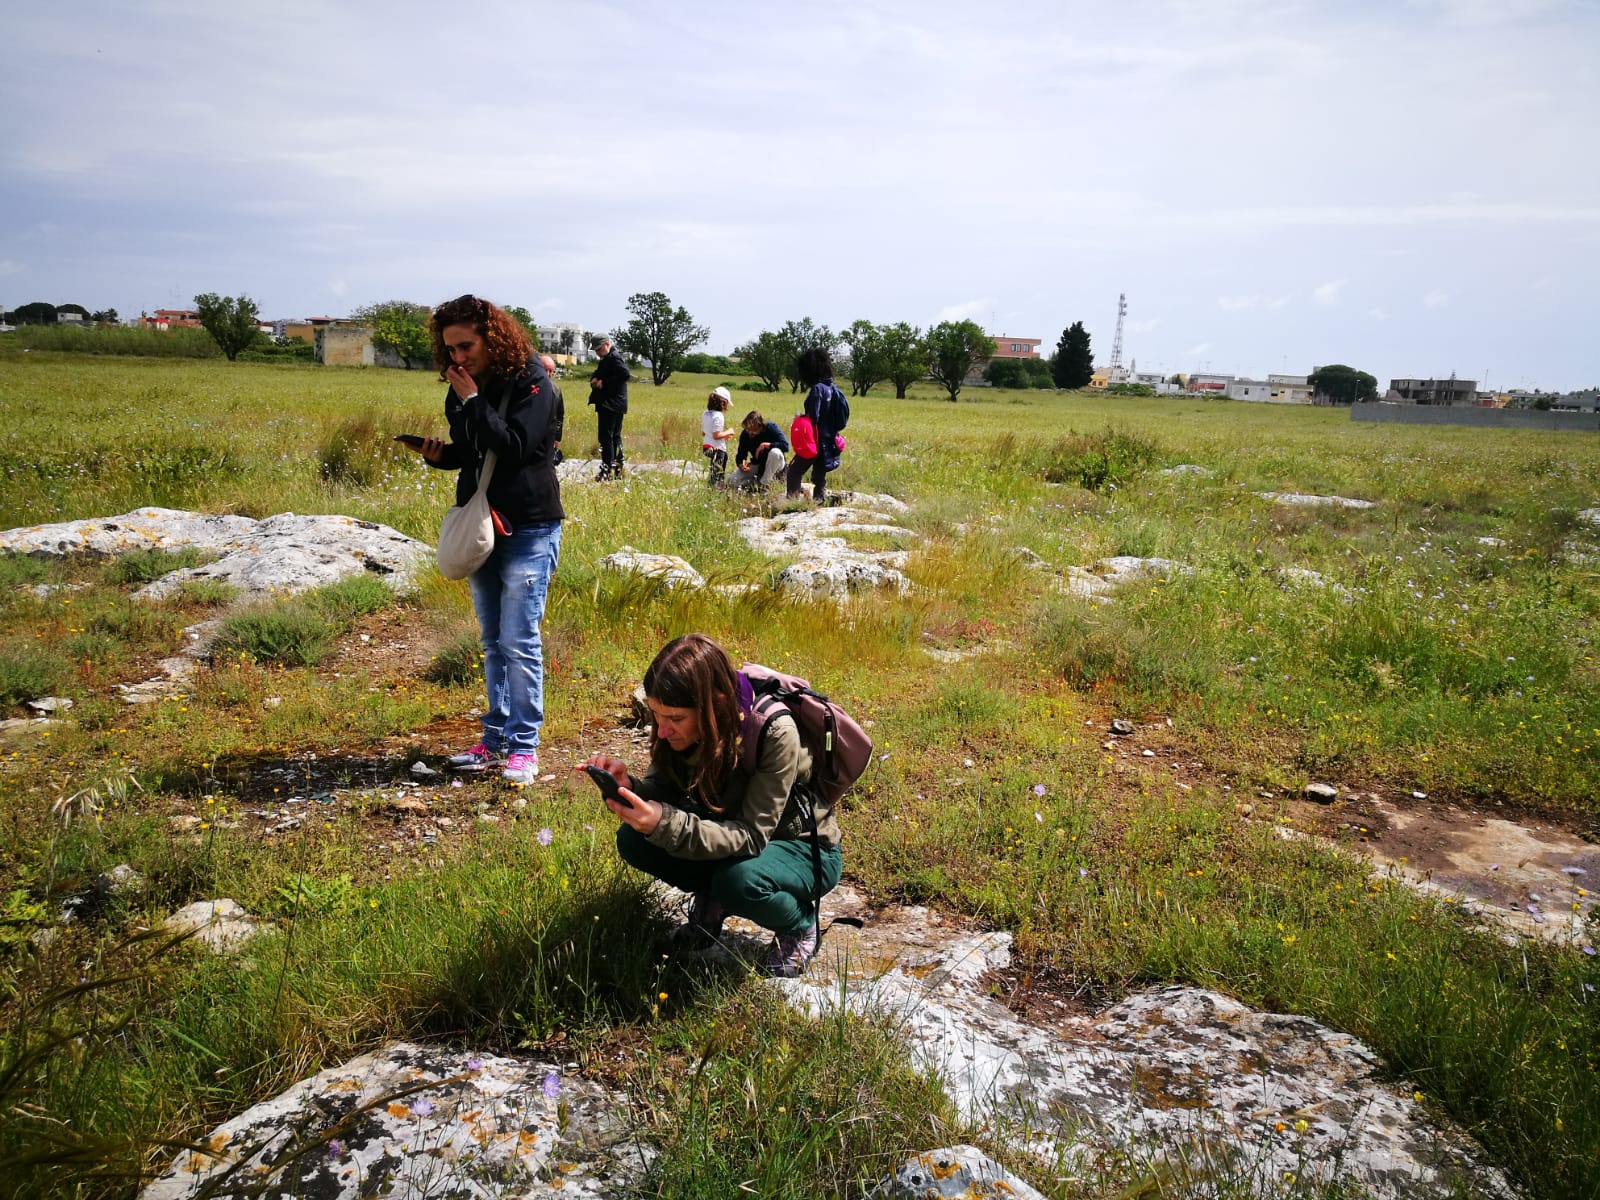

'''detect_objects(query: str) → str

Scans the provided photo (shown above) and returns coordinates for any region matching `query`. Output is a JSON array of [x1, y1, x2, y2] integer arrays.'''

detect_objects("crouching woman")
[[579, 634, 841, 977]]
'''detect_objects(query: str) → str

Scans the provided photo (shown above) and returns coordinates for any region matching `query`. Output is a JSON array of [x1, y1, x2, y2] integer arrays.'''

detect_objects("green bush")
[[0, 644, 70, 706], [425, 629, 482, 685], [210, 606, 336, 667], [15, 325, 221, 358], [303, 575, 395, 623], [177, 579, 238, 607], [108, 547, 207, 585], [1039, 427, 1160, 490], [316, 411, 392, 488]]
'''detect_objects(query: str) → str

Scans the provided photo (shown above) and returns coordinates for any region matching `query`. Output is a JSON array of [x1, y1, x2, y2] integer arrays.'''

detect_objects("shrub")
[[1039, 428, 1160, 491], [108, 547, 207, 585], [0, 645, 70, 706], [210, 606, 336, 667], [316, 411, 390, 488], [177, 579, 238, 607], [303, 575, 395, 623], [425, 629, 482, 685], [14, 325, 221, 358]]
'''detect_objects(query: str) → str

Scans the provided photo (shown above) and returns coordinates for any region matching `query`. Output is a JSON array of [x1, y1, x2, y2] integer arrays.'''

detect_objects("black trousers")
[[596, 409, 625, 473], [786, 455, 829, 502]]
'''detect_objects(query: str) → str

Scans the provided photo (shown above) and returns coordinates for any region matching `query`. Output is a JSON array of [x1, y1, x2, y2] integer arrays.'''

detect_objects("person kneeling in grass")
[[732, 409, 788, 492], [578, 634, 841, 977]]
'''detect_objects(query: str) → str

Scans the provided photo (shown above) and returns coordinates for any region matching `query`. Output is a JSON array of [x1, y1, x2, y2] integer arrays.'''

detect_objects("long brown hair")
[[643, 634, 742, 806], [428, 294, 533, 380]]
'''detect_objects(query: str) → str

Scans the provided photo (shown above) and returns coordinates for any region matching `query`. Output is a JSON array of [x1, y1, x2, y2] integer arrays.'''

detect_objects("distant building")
[[140, 308, 201, 329], [1226, 378, 1273, 402], [536, 322, 590, 360], [1267, 374, 1312, 404], [1389, 377, 1477, 405], [989, 336, 1042, 360], [1188, 373, 1234, 392], [315, 325, 374, 367]]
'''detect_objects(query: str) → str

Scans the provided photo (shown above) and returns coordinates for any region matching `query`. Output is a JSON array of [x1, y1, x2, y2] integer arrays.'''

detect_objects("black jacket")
[[735, 420, 789, 468], [429, 359, 564, 525], [588, 347, 631, 414]]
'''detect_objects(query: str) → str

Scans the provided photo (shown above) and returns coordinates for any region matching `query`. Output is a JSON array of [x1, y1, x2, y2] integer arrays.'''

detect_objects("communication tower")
[[1109, 293, 1127, 372]]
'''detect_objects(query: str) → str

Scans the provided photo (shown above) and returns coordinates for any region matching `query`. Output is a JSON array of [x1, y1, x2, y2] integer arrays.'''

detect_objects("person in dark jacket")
[[587, 334, 631, 481], [579, 634, 842, 977], [407, 295, 563, 785], [732, 409, 789, 492], [785, 347, 844, 504], [538, 353, 565, 464]]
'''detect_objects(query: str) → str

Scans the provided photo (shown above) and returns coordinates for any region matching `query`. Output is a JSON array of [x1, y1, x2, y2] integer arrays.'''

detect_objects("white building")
[[1226, 378, 1273, 402], [536, 322, 591, 361], [1267, 373, 1312, 404]]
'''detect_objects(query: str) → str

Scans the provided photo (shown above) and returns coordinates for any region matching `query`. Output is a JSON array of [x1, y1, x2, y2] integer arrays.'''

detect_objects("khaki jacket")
[[632, 714, 841, 861]]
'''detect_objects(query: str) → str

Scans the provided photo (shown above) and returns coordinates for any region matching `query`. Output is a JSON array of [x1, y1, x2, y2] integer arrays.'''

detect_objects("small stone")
[[1141, 749, 1155, 758], [1111, 719, 1135, 736], [1239, 803, 1254, 817], [97, 863, 145, 897], [1412, 790, 1427, 800], [1304, 782, 1339, 803], [409, 761, 441, 779], [435, 817, 454, 828], [963, 758, 974, 768], [25, 696, 73, 715], [387, 797, 427, 815], [169, 815, 203, 833], [511, 797, 528, 811]]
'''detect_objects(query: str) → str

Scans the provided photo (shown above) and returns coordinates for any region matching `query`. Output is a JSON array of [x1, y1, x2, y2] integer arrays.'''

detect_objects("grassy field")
[[1, 347, 1597, 1199]]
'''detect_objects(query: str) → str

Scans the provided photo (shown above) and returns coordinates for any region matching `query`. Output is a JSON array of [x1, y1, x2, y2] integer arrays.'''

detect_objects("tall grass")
[[12, 325, 221, 357]]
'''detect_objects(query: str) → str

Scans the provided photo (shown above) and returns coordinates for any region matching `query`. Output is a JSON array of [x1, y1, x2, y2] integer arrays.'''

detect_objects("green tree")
[[613, 291, 709, 386], [504, 305, 541, 349], [777, 317, 837, 392], [193, 293, 263, 361], [1054, 322, 1094, 389], [733, 331, 787, 392], [10, 301, 57, 325], [350, 301, 432, 369], [1308, 363, 1379, 405], [924, 320, 996, 402], [90, 308, 119, 324], [878, 322, 926, 399], [840, 319, 886, 397]]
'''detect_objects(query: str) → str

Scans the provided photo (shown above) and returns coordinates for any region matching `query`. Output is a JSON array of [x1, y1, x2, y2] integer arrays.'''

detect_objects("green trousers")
[[617, 825, 841, 936]]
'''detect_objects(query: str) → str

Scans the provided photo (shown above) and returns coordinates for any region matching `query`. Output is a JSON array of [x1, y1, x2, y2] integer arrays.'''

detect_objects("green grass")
[[0, 354, 1598, 1198]]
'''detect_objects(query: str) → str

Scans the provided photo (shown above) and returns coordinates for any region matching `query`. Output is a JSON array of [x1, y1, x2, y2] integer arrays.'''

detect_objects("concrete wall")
[[1352, 403, 1600, 432], [316, 326, 374, 367]]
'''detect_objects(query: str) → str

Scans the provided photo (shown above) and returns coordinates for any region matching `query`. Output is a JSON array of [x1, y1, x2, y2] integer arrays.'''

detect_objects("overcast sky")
[[3, 0, 1597, 390]]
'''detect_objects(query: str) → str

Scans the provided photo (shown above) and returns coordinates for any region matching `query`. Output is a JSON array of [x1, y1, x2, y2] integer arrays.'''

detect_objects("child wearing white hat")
[[701, 386, 734, 486]]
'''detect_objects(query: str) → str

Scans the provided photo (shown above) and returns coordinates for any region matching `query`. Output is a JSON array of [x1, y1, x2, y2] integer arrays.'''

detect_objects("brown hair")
[[643, 633, 742, 806], [428, 294, 533, 381], [742, 410, 765, 427]]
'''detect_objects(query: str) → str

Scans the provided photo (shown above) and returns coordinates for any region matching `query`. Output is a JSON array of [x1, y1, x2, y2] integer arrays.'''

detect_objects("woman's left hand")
[[608, 789, 661, 835], [445, 364, 478, 399]]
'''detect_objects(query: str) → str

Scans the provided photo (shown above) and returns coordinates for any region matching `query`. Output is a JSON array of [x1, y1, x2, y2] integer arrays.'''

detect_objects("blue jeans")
[[468, 521, 561, 755]]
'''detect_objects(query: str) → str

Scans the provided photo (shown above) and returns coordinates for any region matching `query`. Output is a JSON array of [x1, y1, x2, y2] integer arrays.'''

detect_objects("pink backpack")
[[789, 413, 819, 460]]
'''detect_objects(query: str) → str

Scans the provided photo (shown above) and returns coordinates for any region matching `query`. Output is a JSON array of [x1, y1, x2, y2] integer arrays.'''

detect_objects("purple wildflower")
[[1489, 864, 1500, 871], [1079, 868, 1090, 878], [542, 1072, 561, 1099], [411, 1097, 434, 1117], [1526, 904, 1542, 915], [466, 1056, 483, 1072], [1583, 946, 1597, 957], [1032, 783, 1047, 797], [327, 1140, 342, 1160], [537, 827, 554, 846], [1563, 866, 1588, 876]]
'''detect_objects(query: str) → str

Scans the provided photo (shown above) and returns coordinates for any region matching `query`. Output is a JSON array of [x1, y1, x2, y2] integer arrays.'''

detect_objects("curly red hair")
[[428, 295, 533, 380]]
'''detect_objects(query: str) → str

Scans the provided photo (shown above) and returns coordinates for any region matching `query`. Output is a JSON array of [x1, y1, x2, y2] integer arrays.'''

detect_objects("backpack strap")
[[742, 686, 862, 948]]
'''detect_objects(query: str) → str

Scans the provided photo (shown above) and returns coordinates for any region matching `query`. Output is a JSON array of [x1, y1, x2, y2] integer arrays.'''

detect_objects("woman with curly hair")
[[405, 295, 563, 785]]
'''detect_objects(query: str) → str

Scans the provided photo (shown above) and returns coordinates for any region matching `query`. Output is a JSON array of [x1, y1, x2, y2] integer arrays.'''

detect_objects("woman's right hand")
[[416, 436, 444, 463]]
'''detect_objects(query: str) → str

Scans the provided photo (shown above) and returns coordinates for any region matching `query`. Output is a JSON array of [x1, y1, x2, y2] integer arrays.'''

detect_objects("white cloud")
[[1369, 307, 1389, 321], [0, 260, 23, 277], [1423, 289, 1450, 308], [1217, 295, 1258, 311], [1312, 280, 1347, 306], [1267, 295, 1291, 310]]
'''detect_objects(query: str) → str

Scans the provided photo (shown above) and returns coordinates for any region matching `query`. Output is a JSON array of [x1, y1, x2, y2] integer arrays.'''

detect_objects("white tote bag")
[[436, 396, 509, 580]]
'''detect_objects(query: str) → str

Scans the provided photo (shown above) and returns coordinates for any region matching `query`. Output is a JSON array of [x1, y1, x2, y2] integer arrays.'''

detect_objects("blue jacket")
[[804, 379, 845, 471]]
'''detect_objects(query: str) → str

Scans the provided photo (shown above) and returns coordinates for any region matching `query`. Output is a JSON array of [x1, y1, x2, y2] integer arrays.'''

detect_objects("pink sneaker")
[[502, 751, 539, 785]]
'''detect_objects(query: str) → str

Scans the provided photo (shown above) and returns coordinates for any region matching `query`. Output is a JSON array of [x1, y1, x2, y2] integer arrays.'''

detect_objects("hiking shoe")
[[760, 922, 819, 978], [502, 751, 539, 785], [447, 742, 502, 773], [670, 892, 727, 951]]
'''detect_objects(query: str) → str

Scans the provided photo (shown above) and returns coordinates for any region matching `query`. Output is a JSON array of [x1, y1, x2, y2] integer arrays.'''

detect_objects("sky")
[[2, 0, 1597, 391]]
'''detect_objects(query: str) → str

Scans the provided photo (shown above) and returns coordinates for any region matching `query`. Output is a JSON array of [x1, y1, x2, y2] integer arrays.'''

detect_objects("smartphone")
[[394, 434, 425, 448], [585, 765, 634, 808]]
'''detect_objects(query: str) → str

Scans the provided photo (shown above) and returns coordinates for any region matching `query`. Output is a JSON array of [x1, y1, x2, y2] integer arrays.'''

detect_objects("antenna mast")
[[1110, 293, 1127, 371]]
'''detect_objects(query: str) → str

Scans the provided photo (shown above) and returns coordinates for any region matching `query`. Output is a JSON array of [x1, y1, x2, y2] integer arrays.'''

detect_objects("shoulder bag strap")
[[470, 390, 514, 497]]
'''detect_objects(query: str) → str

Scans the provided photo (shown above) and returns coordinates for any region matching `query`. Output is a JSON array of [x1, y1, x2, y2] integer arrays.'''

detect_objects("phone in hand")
[[394, 434, 425, 448], [585, 765, 635, 808]]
